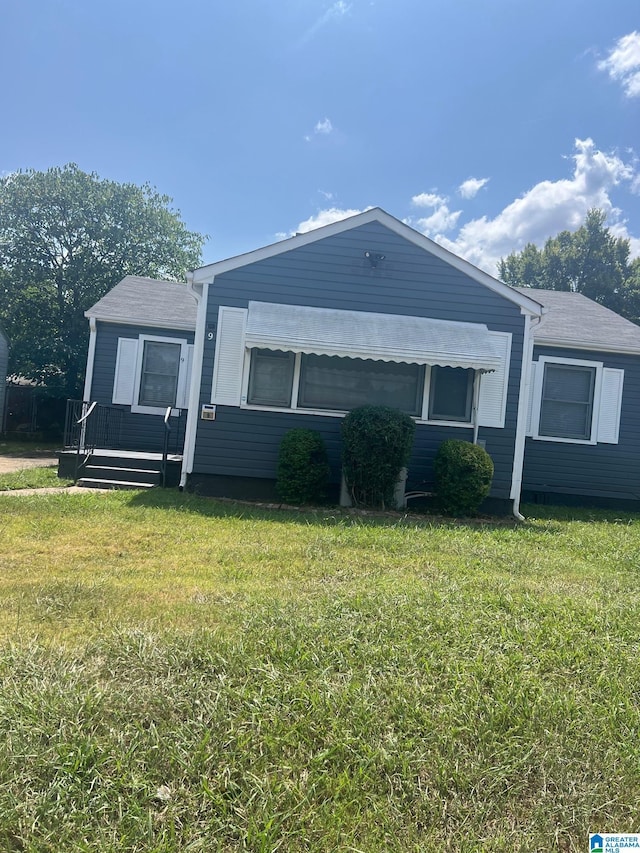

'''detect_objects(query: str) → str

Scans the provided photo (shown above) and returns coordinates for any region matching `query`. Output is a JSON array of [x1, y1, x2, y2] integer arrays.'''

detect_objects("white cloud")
[[598, 31, 640, 97], [411, 192, 446, 208], [458, 177, 489, 199], [315, 118, 333, 135], [410, 191, 461, 235], [305, 117, 335, 142], [282, 206, 371, 238], [416, 205, 461, 235], [434, 138, 637, 274]]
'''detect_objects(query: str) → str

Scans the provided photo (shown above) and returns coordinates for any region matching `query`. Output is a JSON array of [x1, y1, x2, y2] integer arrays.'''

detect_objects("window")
[[298, 355, 424, 415], [539, 363, 595, 441], [247, 349, 294, 407], [528, 356, 625, 446], [138, 340, 181, 408], [113, 334, 193, 414], [243, 349, 476, 422], [428, 367, 474, 422]]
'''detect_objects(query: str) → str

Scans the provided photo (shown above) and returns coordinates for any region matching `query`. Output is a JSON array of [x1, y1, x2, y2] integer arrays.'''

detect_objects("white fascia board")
[[190, 208, 545, 318], [84, 312, 196, 332], [533, 337, 640, 356]]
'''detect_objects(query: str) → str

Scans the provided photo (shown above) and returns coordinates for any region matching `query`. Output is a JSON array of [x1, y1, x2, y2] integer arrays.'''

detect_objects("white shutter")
[[177, 344, 194, 409], [112, 338, 139, 405], [211, 306, 247, 406], [596, 367, 624, 444], [477, 332, 511, 428], [525, 361, 538, 437]]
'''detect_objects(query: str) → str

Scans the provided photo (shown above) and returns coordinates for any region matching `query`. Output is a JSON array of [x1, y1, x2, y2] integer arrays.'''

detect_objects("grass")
[[0, 439, 61, 456], [0, 490, 639, 850], [0, 464, 72, 491]]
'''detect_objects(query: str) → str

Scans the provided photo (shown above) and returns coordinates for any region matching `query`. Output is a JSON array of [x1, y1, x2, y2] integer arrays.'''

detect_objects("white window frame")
[[132, 334, 190, 416], [240, 350, 475, 427], [531, 355, 603, 445]]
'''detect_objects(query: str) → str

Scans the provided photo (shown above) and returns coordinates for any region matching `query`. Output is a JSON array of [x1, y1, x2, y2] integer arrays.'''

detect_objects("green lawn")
[[0, 465, 72, 491], [0, 489, 638, 851]]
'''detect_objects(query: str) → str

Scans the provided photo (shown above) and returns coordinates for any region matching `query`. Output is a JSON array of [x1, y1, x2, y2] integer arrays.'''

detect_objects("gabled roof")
[[191, 208, 544, 317], [514, 288, 640, 354], [86, 275, 198, 331]]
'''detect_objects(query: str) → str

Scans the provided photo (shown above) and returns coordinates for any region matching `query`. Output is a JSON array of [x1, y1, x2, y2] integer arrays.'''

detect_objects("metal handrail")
[[77, 401, 97, 425], [74, 401, 97, 482]]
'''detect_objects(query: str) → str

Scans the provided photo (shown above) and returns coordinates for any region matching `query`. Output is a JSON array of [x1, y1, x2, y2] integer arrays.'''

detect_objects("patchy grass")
[[0, 465, 72, 491], [0, 490, 639, 850]]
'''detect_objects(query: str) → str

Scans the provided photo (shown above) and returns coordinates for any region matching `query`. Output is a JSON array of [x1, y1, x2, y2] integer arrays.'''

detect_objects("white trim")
[[532, 337, 640, 356], [131, 334, 188, 415], [530, 355, 604, 446], [181, 282, 207, 480], [193, 209, 544, 317], [238, 400, 474, 427], [83, 317, 97, 401], [85, 312, 195, 332], [510, 314, 537, 500]]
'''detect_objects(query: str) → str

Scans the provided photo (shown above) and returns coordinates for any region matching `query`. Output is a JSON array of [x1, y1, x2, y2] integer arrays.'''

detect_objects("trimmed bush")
[[434, 439, 494, 516], [276, 428, 330, 505], [341, 406, 415, 509]]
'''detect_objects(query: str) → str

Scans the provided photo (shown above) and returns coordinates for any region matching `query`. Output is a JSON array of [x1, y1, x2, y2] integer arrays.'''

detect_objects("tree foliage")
[[0, 164, 205, 396], [499, 209, 640, 324]]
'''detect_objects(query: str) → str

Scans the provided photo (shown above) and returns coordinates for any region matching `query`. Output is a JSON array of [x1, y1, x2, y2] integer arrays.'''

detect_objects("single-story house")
[[64, 208, 640, 513]]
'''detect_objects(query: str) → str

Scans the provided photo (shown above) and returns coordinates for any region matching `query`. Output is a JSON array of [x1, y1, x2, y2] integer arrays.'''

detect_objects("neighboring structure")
[[0, 326, 8, 432], [72, 209, 640, 512]]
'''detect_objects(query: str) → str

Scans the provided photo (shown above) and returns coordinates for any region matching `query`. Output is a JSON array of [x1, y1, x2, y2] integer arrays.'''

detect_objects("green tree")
[[0, 164, 205, 396], [499, 209, 639, 322]]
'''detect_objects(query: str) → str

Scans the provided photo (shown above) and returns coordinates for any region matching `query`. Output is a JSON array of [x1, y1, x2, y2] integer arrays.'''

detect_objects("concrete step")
[[81, 465, 161, 485], [77, 478, 156, 490]]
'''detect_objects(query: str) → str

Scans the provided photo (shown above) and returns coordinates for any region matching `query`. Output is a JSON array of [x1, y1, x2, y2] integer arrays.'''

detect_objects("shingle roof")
[[86, 276, 197, 331], [513, 287, 640, 354]]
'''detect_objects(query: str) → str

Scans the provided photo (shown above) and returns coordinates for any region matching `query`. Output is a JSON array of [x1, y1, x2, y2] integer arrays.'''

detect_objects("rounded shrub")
[[433, 439, 494, 516], [276, 428, 330, 505], [341, 405, 416, 509]]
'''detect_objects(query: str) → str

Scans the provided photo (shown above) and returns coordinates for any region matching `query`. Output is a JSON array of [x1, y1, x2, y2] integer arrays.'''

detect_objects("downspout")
[[472, 371, 481, 445], [510, 311, 543, 520], [83, 317, 97, 402], [179, 274, 210, 489]]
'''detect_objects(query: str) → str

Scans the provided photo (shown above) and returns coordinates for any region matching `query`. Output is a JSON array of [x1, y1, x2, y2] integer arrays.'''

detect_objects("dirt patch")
[[0, 455, 58, 474]]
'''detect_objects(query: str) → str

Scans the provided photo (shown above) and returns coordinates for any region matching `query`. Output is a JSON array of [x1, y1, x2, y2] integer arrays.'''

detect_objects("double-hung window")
[[113, 334, 193, 414], [538, 362, 595, 441], [529, 355, 625, 445], [138, 340, 182, 408]]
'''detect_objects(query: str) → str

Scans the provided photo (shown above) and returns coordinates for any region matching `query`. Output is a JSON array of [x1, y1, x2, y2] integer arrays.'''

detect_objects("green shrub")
[[341, 406, 415, 509], [276, 428, 330, 505], [434, 439, 494, 516]]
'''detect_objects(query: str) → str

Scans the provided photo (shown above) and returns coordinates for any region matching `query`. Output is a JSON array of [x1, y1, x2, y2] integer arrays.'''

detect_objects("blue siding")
[[90, 321, 194, 453], [523, 345, 640, 501], [193, 221, 526, 499]]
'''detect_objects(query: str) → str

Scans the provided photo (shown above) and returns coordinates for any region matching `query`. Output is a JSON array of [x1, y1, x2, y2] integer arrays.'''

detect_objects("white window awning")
[[245, 301, 502, 372]]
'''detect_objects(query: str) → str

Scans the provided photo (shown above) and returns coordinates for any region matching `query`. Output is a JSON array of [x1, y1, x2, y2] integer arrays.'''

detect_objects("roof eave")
[[533, 337, 640, 356], [85, 312, 196, 332]]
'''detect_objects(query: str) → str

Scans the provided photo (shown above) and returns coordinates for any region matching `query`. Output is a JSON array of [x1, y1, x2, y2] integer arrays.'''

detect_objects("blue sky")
[[2, 0, 639, 274]]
